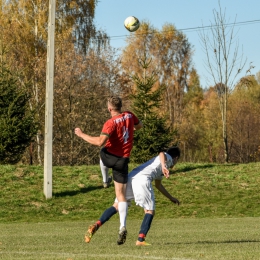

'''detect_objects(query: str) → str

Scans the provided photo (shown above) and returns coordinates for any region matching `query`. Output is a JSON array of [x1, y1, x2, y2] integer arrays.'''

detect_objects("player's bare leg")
[[114, 181, 128, 245]]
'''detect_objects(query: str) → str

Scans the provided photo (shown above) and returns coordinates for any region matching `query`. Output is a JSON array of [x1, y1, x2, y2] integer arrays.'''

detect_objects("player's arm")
[[159, 152, 170, 178], [134, 121, 143, 131], [74, 128, 108, 146], [155, 179, 180, 205], [132, 113, 143, 131]]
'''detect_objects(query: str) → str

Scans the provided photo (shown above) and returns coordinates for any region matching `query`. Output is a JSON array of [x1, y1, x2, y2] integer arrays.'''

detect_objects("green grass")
[[0, 162, 260, 222], [0, 162, 260, 259], [1, 218, 260, 259]]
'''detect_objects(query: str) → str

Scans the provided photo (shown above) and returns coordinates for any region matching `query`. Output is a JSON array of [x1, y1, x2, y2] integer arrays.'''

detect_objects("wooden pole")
[[44, 0, 56, 199]]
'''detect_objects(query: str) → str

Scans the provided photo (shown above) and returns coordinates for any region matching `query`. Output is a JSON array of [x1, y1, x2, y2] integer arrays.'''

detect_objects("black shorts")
[[100, 148, 129, 184]]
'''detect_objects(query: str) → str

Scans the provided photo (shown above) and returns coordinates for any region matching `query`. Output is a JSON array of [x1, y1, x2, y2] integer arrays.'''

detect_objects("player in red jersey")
[[75, 96, 142, 245]]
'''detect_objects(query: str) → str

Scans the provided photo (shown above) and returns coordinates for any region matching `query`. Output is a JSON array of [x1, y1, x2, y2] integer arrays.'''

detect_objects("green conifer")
[[0, 64, 37, 164], [130, 54, 177, 163]]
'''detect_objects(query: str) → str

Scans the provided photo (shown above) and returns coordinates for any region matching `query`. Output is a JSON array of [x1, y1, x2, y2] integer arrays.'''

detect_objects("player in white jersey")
[[84, 147, 180, 246]]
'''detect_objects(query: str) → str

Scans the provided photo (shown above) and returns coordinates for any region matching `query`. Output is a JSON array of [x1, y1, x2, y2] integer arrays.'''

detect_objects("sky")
[[94, 0, 260, 89]]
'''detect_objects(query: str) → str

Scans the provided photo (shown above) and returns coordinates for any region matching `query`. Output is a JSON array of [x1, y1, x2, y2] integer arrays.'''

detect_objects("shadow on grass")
[[173, 164, 215, 174], [198, 239, 260, 244], [173, 163, 238, 174], [164, 239, 260, 245], [53, 185, 105, 197]]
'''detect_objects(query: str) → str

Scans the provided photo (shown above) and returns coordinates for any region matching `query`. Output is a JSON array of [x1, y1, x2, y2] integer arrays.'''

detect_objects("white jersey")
[[128, 153, 173, 182], [115, 152, 174, 210]]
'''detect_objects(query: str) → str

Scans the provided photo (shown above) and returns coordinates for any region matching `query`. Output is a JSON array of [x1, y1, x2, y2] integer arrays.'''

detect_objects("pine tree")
[[0, 63, 37, 164], [130, 54, 177, 163]]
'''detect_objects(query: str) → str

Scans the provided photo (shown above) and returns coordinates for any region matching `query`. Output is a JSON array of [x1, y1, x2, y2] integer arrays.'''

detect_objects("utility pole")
[[44, 0, 56, 199], [0, 0, 3, 65]]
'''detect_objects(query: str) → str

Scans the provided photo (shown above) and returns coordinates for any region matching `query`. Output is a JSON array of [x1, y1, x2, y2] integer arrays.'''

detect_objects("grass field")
[[0, 162, 260, 259], [1, 218, 260, 259]]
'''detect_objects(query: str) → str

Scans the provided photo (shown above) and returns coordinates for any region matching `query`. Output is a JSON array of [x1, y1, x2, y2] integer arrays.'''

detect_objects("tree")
[[130, 54, 177, 163], [256, 71, 260, 84], [57, 0, 109, 54], [179, 69, 206, 162], [228, 76, 260, 162], [0, 0, 109, 165], [0, 62, 37, 164], [199, 1, 247, 162], [201, 88, 223, 162], [52, 45, 123, 165], [121, 22, 193, 130]]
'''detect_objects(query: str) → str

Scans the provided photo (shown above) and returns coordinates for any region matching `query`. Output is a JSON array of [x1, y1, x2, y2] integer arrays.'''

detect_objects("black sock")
[[99, 206, 117, 225], [138, 213, 154, 241]]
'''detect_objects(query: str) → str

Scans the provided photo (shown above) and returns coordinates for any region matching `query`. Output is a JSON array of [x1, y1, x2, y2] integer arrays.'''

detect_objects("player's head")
[[167, 146, 180, 165], [107, 96, 122, 112]]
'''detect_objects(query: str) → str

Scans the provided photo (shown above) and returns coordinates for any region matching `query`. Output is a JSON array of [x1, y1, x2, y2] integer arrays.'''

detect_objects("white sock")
[[100, 159, 109, 182], [118, 201, 128, 229]]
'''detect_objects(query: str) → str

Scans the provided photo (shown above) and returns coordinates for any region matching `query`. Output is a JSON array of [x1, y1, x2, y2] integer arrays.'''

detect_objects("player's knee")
[[114, 183, 127, 202], [116, 193, 127, 202], [112, 203, 119, 211]]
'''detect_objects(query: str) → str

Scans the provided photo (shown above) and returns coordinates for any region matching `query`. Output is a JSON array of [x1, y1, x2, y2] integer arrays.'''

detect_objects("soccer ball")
[[124, 16, 140, 32]]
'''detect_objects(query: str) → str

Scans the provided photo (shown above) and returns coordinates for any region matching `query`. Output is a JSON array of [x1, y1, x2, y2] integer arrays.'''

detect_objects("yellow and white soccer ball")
[[124, 16, 140, 32]]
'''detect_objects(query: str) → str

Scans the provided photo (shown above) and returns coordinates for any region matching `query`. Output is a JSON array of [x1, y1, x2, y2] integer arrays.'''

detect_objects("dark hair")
[[166, 146, 180, 159], [107, 96, 122, 111]]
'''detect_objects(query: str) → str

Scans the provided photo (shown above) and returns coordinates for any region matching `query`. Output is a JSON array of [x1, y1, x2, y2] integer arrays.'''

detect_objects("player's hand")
[[171, 197, 180, 206], [162, 166, 169, 178], [74, 128, 83, 138]]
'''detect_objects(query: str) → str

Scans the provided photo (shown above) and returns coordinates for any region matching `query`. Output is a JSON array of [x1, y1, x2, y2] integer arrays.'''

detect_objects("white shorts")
[[116, 177, 155, 210]]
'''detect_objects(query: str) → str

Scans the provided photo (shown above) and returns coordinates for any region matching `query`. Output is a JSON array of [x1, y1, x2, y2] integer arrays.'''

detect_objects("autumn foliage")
[[0, 1, 259, 165]]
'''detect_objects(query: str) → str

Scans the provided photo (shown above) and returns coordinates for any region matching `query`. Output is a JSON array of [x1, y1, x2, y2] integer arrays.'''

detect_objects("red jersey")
[[101, 111, 140, 157]]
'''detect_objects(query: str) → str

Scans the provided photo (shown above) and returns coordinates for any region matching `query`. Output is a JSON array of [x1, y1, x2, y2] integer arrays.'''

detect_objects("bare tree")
[[199, 1, 246, 162]]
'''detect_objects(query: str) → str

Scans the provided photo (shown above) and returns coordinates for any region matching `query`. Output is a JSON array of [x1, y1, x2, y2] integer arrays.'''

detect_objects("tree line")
[[0, 0, 259, 165]]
